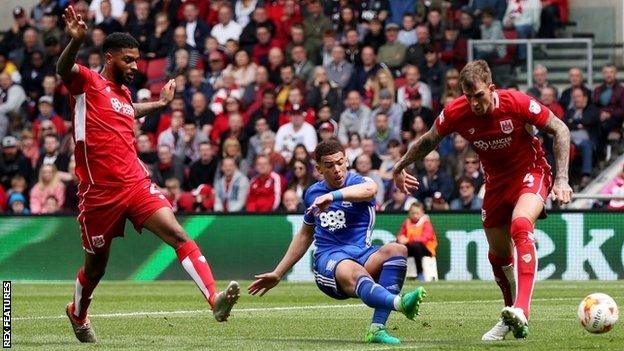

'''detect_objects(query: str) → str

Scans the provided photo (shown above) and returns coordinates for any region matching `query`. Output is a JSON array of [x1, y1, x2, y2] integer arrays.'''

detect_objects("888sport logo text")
[[319, 210, 347, 231]]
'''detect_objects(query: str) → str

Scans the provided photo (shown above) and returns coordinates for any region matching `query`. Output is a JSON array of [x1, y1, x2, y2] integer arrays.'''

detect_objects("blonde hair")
[[459, 60, 492, 90], [222, 138, 242, 158], [369, 68, 395, 107], [37, 164, 61, 189]]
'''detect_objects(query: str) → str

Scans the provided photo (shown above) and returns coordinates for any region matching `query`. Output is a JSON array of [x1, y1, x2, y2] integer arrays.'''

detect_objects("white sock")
[[393, 295, 402, 311]]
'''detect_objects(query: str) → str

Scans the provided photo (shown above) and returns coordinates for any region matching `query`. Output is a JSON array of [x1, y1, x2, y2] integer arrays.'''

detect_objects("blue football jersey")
[[303, 173, 376, 253]]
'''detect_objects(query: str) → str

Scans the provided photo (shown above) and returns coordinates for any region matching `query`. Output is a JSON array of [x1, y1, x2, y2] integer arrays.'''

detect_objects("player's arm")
[[392, 124, 444, 193], [305, 180, 378, 215], [248, 223, 315, 296], [540, 112, 573, 204], [57, 6, 87, 83], [133, 79, 176, 119]]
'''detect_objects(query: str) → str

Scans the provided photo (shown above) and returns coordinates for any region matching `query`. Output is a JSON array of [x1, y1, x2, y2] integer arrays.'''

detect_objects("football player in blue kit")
[[248, 139, 426, 345]]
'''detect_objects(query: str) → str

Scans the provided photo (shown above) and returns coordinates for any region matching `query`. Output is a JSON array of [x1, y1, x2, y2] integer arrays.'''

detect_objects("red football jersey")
[[436, 90, 552, 186], [67, 65, 149, 186]]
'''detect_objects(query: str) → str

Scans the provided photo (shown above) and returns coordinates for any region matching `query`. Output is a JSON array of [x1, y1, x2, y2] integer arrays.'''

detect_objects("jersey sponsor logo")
[[91, 235, 105, 248], [473, 136, 513, 151], [110, 97, 134, 117], [319, 210, 346, 231], [500, 119, 514, 134], [529, 99, 541, 114]]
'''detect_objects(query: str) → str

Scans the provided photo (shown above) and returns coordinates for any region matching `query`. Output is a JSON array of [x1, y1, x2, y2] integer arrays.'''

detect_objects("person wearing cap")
[[33, 95, 66, 140], [377, 22, 407, 72], [0, 6, 31, 53], [0, 135, 33, 190], [0, 72, 27, 139], [370, 88, 403, 137], [419, 44, 447, 105], [274, 107, 318, 162], [317, 122, 336, 143], [8, 192, 29, 215], [397, 65, 432, 109]]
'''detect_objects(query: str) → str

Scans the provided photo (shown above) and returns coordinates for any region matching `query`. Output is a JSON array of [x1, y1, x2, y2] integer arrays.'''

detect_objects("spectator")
[[405, 25, 431, 67], [306, 67, 343, 114], [442, 134, 472, 181], [239, 7, 275, 52], [371, 89, 402, 134], [246, 117, 273, 161], [211, 5, 243, 46], [396, 202, 438, 281], [168, 27, 201, 75], [419, 45, 447, 106], [364, 68, 395, 108], [317, 122, 335, 143], [280, 88, 316, 126], [600, 163, 624, 210], [181, 2, 211, 51], [157, 110, 185, 153], [89, 0, 124, 25], [291, 45, 315, 87], [426, 8, 446, 45], [358, 137, 383, 170], [41, 74, 68, 119], [259, 131, 287, 174], [36, 134, 70, 175], [414, 150, 454, 206], [29, 164, 65, 214], [335, 6, 361, 41], [20, 130, 38, 168], [0, 53, 22, 87], [1, 6, 32, 55], [11, 27, 42, 70], [275, 65, 305, 111], [286, 24, 317, 65], [180, 119, 209, 164], [78, 27, 105, 64], [151, 145, 185, 187], [43, 194, 61, 214], [475, 8, 506, 63], [540, 86, 564, 119], [32, 96, 66, 140], [147, 12, 174, 59], [274, 108, 317, 162], [381, 186, 418, 212], [461, 151, 485, 191], [353, 154, 385, 205], [313, 104, 339, 134], [223, 49, 257, 88], [0, 72, 26, 138], [560, 68, 592, 111], [345, 46, 382, 95], [442, 68, 463, 100], [343, 29, 362, 66], [234, 0, 259, 29], [362, 17, 386, 52], [377, 23, 407, 73], [273, 0, 303, 45], [401, 93, 434, 143], [345, 132, 364, 166], [458, 10, 481, 40], [439, 25, 468, 71], [324, 45, 353, 91], [527, 64, 558, 99], [0, 135, 33, 189], [252, 24, 282, 67], [137, 133, 157, 167], [96, 0, 123, 35], [287, 159, 313, 202], [280, 188, 304, 212], [126, 0, 152, 54], [398, 13, 418, 47], [186, 141, 217, 190], [379, 139, 403, 188], [8, 192, 29, 215], [245, 155, 285, 212], [210, 73, 245, 115], [242, 66, 275, 114], [502, 0, 541, 61], [564, 87, 600, 186], [397, 65, 433, 110], [593, 64, 624, 145], [302, 0, 333, 52], [450, 177, 483, 210], [214, 157, 250, 212], [338, 91, 372, 144]]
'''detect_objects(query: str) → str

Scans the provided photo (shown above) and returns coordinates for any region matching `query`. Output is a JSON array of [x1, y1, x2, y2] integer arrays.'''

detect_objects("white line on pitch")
[[15, 296, 618, 321]]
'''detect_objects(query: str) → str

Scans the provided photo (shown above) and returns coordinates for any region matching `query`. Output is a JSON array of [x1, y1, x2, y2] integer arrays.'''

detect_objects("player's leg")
[[482, 226, 514, 341], [140, 207, 239, 321]]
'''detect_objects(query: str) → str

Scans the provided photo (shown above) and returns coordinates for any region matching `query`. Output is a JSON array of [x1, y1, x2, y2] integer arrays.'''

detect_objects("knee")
[[383, 242, 408, 258], [168, 225, 190, 248]]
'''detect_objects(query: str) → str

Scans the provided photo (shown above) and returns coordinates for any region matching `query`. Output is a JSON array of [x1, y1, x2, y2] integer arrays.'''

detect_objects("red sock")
[[510, 217, 537, 318], [488, 252, 515, 307], [176, 240, 217, 307], [73, 267, 99, 321]]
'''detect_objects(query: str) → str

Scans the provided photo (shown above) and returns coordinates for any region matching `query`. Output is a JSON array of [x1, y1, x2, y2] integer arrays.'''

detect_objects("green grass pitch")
[[11, 280, 623, 350]]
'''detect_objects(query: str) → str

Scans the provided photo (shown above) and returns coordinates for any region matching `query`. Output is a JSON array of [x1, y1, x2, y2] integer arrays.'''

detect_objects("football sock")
[[372, 256, 407, 325], [355, 275, 401, 311], [510, 217, 537, 319], [72, 267, 98, 321], [176, 240, 217, 307], [488, 252, 515, 307]]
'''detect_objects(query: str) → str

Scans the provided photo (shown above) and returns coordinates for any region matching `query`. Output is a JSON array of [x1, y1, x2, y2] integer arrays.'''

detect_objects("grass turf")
[[11, 280, 624, 350]]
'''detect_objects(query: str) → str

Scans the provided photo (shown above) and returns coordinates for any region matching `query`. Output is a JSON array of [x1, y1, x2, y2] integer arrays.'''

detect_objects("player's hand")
[[159, 79, 176, 106], [550, 178, 573, 205], [393, 169, 419, 194], [248, 271, 281, 296], [306, 193, 334, 216], [62, 6, 88, 42]]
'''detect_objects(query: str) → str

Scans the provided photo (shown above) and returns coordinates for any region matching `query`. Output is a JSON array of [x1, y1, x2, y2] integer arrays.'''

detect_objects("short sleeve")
[[66, 64, 95, 96], [434, 109, 453, 137], [302, 187, 315, 225], [510, 90, 550, 129]]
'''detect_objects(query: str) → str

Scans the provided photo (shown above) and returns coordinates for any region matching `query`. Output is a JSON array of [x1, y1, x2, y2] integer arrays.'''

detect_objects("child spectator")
[[396, 202, 438, 281]]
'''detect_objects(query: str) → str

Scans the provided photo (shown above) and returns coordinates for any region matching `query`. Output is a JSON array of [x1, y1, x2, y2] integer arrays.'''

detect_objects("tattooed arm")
[[540, 112, 573, 204], [392, 124, 444, 193]]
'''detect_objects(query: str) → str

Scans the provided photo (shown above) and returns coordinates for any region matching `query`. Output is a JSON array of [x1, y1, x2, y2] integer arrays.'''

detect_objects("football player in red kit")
[[57, 6, 239, 343], [392, 60, 573, 340]]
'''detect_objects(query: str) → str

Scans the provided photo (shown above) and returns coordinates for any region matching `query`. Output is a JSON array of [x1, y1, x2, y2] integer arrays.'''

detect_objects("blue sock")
[[372, 256, 407, 325], [355, 275, 398, 311]]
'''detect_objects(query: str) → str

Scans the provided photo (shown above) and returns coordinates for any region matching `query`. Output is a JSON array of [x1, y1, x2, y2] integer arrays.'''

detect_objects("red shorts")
[[481, 168, 552, 228], [77, 178, 171, 254]]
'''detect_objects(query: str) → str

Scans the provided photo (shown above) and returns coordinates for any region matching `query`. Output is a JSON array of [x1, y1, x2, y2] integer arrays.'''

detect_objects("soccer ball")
[[577, 293, 619, 334]]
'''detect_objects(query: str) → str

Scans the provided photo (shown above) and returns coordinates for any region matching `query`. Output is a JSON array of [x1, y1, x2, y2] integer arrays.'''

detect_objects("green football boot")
[[364, 325, 401, 345], [400, 286, 427, 320]]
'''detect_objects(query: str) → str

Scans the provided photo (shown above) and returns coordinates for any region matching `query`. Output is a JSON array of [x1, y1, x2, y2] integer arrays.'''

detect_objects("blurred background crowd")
[[1, 0, 623, 215]]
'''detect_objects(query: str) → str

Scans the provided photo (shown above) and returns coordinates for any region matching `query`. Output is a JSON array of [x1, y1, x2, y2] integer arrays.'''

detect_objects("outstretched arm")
[[133, 79, 176, 119], [540, 112, 573, 204], [392, 124, 444, 193], [305, 180, 378, 216], [248, 224, 315, 296], [57, 6, 88, 83]]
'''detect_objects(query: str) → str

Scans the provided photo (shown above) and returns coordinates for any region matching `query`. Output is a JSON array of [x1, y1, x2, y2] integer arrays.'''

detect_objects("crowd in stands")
[[1, 0, 621, 215]]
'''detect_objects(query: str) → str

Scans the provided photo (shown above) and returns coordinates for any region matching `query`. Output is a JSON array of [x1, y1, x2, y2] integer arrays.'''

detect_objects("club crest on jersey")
[[529, 99, 541, 114], [91, 235, 105, 248], [499, 119, 513, 134]]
